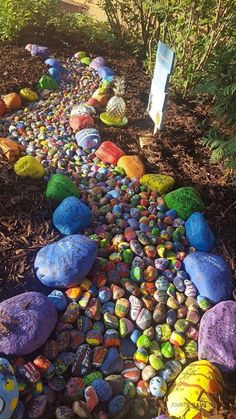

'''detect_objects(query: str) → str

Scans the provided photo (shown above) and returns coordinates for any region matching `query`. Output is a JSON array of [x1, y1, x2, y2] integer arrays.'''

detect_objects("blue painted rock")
[[109, 395, 126, 415], [47, 290, 67, 310], [29, 44, 49, 58], [35, 235, 97, 288], [185, 212, 215, 252], [97, 66, 115, 80], [92, 379, 112, 402], [53, 197, 92, 235], [0, 358, 19, 419], [48, 67, 61, 83], [44, 58, 63, 72], [75, 128, 101, 150], [198, 300, 236, 372], [89, 57, 106, 70], [0, 292, 57, 355], [101, 348, 124, 375], [184, 251, 232, 303]]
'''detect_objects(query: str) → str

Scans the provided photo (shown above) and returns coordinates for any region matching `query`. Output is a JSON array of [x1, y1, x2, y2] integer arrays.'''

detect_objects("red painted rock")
[[69, 115, 94, 131], [66, 377, 85, 400], [95, 141, 124, 165], [85, 386, 98, 411]]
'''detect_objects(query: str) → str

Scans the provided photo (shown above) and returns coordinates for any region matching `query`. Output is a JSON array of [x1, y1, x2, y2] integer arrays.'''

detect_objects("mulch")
[[0, 42, 235, 417]]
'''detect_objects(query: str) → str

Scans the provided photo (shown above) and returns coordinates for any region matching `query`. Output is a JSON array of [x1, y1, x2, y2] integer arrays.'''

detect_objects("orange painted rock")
[[3, 93, 22, 110], [117, 155, 145, 179], [0, 99, 6, 116], [95, 141, 124, 165], [69, 115, 94, 132], [0, 138, 25, 162]]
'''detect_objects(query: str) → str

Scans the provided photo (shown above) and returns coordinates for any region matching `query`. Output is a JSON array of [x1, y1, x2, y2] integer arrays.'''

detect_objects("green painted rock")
[[37, 75, 58, 91], [81, 57, 91, 66], [46, 174, 80, 200], [140, 174, 175, 194], [164, 187, 204, 220]]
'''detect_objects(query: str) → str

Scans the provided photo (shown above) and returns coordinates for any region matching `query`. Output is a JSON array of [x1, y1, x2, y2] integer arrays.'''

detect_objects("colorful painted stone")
[[115, 298, 129, 318], [47, 290, 67, 311], [149, 355, 164, 371], [142, 365, 156, 381], [66, 287, 82, 301], [55, 406, 75, 419], [0, 292, 57, 356], [140, 174, 175, 194], [3, 92, 21, 110], [155, 324, 172, 342], [108, 395, 126, 415], [104, 329, 120, 347], [95, 141, 124, 165], [136, 308, 152, 330], [66, 377, 85, 400], [122, 380, 136, 398], [69, 114, 94, 131], [86, 330, 103, 346], [164, 187, 204, 220], [153, 303, 166, 324], [136, 335, 151, 349], [46, 174, 80, 200], [161, 342, 174, 358], [121, 361, 140, 382], [35, 235, 97, 288], [75, 128, 101, 150], [129, 296, 143, 321], [160, 360, 182, 382], [198, 300, 236, 372], [136, 380, 149, 397], [101, 348, 123, 375], [170, 331, 185, 347], [38, 75, 57, 91], [83, 371, 103, 386], [0, 358, 19, 419], [92, 346, 107, 368], [184, 340, 198, 359], [149, 376, 167, 398], [71, 344, 91, 376], [92, 379, 112, 401], [27, 395, 47, 419], [119, 318, 134, 337], [133, 348, 149, 369], [184, 251, 232, 303], [14, 156, 44, 179], [167, 360, 223, 418], [53, 197, 92, 235], [77, 316, 93, 333]]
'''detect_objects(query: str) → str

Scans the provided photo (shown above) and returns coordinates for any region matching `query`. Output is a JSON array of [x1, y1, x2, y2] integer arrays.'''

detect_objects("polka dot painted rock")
[[184, 251, 232, 303], [185, 212, 216, 252], [75, 128, 101, 150], [46, 174, 80, 201], [140, 174, 175, 194], [117, 155, 145, 179], [167, 361, 223, 418], [0, 358, 19, 419], [198, 301, 236, 372], [164, 187, 204, 220], [0, 292, 57, 355], [34, 235, 97, 288], [53, 197, 92, 235]]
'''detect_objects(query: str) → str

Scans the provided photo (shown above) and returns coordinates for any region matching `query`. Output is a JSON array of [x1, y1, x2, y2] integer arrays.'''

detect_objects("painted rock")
[[71, 344, 91, 376], [14, 156, 44, 179], [19, 88, 38, 102], [164, 187, 204, 220], [45, 58, 63, 72], [121, 360, 140, 382], [84, 386, 98, 411], [27, 395, 47, 418], [0, 358, 19, 419], [117, 155, 145, 179], [185, 212, 215, 252], [89, 56, 106, 70], [134, 348, 149, 369], [92, 379, 112, 401], [55, 406, 75, 419], [29, 44, 49, 58], [167, 360, 223, 418], [0, 292, 57, 355], [35, 235, 97, 288], [184, 251, 232, 303], [72, 401, 88, 417], [149, 376, 167, 397], [81, 56, 91, 65], [38, 75, 57, 91], [129, 296, 143, 321], [105, 375, 123, 396], [140, 174, 175, 194], [108, 395, 126, 415], [120, 338, 136, 359], [69, 115, 94, 131], [122, 380, 136, 398], [97, 66, 115, 80], [101, 348, 124, 375], [47, 290, 67, 310], [95, 141, 124, 165], [115, 298, 129, 318], [136, 380, 149, 397], [198, 300, 236, 372], [85, 298, 101, 321], [86, 330, 103, 346], [75, 128, 101, 150], [48, 67, 62, 83], [142, 365, 156, 381], [119, 318, 134, 337], [46, 174, 80, 200], [160, 360, 182, 382], [92, 346, 107, 367], [66, 377, 85, 400], [136, 308, 152, 330], [3, 93, 21, 110], [53, 197, 92, 235], [71, 104, 95, 117]]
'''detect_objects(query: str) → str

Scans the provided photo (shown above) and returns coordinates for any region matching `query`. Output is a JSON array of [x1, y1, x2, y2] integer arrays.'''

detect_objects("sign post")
[[147, 41, 175, 133]]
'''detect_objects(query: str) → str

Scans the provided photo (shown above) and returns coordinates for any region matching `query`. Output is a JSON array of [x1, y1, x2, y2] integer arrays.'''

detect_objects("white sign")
[[147, 41, 175, 133]]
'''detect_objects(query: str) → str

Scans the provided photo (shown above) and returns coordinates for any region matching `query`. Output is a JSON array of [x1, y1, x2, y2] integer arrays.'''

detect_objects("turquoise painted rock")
[[53, 197, 92, 235], [0, 292, 57, 355], [140, 174, 175, 194], [164, 187, 204, 220], [0, 358, 19, 419], [48, 67, 61, 83], [185, 212, 215, 251], [35, 235, 97, 288], [46, 174, 80, 200], [184, 251, 232, 303], [37, 75, 57, 91]]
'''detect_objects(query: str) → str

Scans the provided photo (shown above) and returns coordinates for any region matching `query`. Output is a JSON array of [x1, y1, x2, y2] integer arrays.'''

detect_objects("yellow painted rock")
[[14, 156, 44, 179], [3, 92, 21, 110], [117, 155, 145, 179], [140, 174, 175, 194], [19, 88, 38, 102], [167, 360, 223, 418]]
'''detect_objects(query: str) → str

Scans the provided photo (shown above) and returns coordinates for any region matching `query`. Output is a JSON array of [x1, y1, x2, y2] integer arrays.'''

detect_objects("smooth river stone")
[[184, 251, 232, 303], [185, 212, 215, 252], [53, 197, 92, 235], [0, 358, 19, 419], [35, 235, 97, 288], [164, 187, 204, 220], [198, 300, 236, 372], [0, 292, 57, 355], [140, 174, 175, 194]]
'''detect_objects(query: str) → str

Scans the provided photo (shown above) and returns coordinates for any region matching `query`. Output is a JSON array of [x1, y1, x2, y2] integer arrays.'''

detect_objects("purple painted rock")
[[198, 300, 236, 372], [184, 251, 232, 303], [27, 395, 47, 419], [29, 44, 49, 58], [34, 235, 97, 288], [0, 292, 57, 356], [89, 56, 106, 70]]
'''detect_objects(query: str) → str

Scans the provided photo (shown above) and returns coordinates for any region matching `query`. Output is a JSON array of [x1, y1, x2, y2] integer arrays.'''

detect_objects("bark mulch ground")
[[0, 42, 235, 418]]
